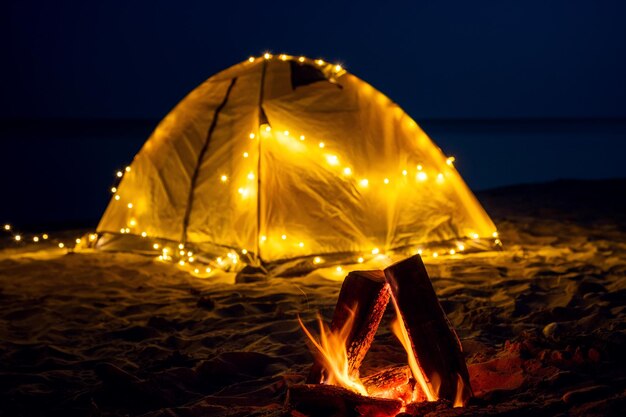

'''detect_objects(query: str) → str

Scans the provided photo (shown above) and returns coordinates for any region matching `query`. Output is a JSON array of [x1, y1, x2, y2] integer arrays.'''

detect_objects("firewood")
[[307, 270, 390, 383], [383, 255, 473, 405], [362, 365, 416, 403], [286, 384, 402, 417]]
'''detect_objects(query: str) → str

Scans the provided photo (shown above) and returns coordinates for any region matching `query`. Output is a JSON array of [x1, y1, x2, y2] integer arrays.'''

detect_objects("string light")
[[127, 203, 133, 209], [153, 243, 160, 250], [125, 166, 131, 172], [220, 175, 228, 182], [42, 234, 48, 240], [471, 233, 479, 239], [318, 142, 325, 148], [492, 231, 499, 238], [114, 195, 120, 200], [58, 242, 65, 248], [402, 169, 408, 176], [343, 167, 352, 176], [75, 238, 81, 244], [359, 179, 369, 187], [141, 232, 147, 237], [384, 178, 390, 184], [357, 257, 364, 263], [446, 156, 456, 166], [436, 173, 445, 183], [14, 235, 21, 241], [243, 152, 249, 158], [299, 135, 305, 141], [178, 243, 185, 249], [248, 56, 255, 63], [3, 224, 10, 231], [313, 256, 323, 264], [336, 266, 343, 272], [33, 236, 39, 242], [334, 64, 342, 72], [249, 133, 256, 139], [298, 242, 304, 248], [281, 234, 287, 240], [280, 54, 287, 61], [298, 56, 305, 62], [457, 244, 465, 251], [433, 252, 439, 258], [417, 165, 423, 171], [111, 187, 117, 193], [449, 249, 456, 255], [241, 249, 248, 255], [417, 172, 427, 181], [260, 235, 267, 242], [263, 52, 271, 59], [326, 155, 339, 166], [371, 247, 379, 255], [116, 171, 123, 178], [247, 172, 255, 180]]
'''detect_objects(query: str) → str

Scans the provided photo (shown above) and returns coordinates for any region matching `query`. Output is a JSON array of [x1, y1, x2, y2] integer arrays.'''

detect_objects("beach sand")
[[1, 179, 625, 416]]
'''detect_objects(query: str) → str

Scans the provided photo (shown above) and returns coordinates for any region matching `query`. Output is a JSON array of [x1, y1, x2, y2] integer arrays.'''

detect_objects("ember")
[[292, 255, 472, 416]]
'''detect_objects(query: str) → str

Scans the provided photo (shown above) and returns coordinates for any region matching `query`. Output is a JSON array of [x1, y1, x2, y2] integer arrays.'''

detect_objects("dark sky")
[[3, 0, 626, 120], [2, 1, 626, 228]]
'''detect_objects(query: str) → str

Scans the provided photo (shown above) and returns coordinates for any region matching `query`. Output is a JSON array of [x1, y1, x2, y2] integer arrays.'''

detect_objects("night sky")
[[2, 1, 626, 228]]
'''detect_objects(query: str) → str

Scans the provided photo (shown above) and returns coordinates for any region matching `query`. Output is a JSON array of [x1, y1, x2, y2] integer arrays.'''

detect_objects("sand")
[[1, 179, 625, 416]]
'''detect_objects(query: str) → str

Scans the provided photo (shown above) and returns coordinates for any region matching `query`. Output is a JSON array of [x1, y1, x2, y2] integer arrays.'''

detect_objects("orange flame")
[[453, 373, 468, 407], [298, 312, 369, 396], [390, 297, 438, 402]]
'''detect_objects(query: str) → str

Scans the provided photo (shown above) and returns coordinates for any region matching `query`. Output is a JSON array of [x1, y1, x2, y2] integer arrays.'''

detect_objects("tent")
[[95, 54, 498, 272]]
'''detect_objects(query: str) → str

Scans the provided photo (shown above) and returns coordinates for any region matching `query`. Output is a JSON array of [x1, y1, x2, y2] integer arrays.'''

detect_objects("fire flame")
[[298, 312, 369, 396], [390, 297, 439, 402]]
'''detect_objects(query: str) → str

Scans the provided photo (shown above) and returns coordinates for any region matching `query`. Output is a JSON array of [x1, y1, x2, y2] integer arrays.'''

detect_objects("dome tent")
[[95, 54, 498, 273]]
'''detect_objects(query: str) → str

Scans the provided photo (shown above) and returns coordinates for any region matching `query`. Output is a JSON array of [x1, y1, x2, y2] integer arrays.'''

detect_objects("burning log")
[[307, 270, 390, 384], [384, 255, 473, 406], [286, 384, 402, 417], [362, 365, 415, 404]]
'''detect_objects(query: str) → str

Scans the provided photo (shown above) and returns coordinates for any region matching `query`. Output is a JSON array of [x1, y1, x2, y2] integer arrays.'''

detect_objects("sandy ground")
[[1, 179, 625, 417]]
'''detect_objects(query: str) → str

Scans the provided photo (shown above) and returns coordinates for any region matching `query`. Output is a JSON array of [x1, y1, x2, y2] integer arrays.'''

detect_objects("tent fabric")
[[95, 55, 498, 267]]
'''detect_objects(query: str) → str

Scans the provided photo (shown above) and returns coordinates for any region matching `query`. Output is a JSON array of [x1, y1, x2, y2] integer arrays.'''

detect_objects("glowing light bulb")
[[114, 195, 120, 200], [205, 267, 212, 273], [187, 251, 193, 257], [248, 56, 255, 63], [89, 234, 97, 241], [281, 234, 287, 240], [284, 130, 289, 136], [298, 242, 304, 248], [247, 172, 255, 180], [446, 156, 456, 166], [189, 257, 195, 263], [357, 257, 364, 263], [280, 54, 287, 61], [417, 172, 427, 181], [238, 187, 250, 198], [263, 52, 271, 59], [316, 59, 324, 66], [179, 260, 185, 266], [217, 257, 224, 265], [449, 249, 456, 255], [299, 135, 305, 141], [75, 238, 81, 244], [359, 179, 369, 187], [220, 175, 228, 182], [249, 133, 256, 139], [141, 232, 147, 237], [241, 249, 248, 255], [318, 142, 325, 148], [116, 171, 123, 178], [492, 231, 499, 238], [129, 219, 137, 227], [313, 256, 323, 264], [371, 247, 379, 255], [417, 249, 423, 255], [298, 56, 305, 62], [33, 236, 39, 242], [260, 235, 267, 242], [42, 234, 48, 240], [153, 243, 160, 250], [437, 173, 444, 183], [125, 228, 130, 233], [127, 203, 133, 209], [384, 178, 390, 184], [111, 187, 117, 193], [179, 250, 185, 256], [125, 166, 131, 172], [402, 169, 408, 176], [334, 64, 342, 72], [178, 243, 184, 249], [433, 252, 439, 258], [471, 233, 479, 239], [457, 244, 465, 251], [243, 152, 249, 158], [336, 266, 343, 272], [14, 235, 21, 241], [194, 268, 199, 274], [417, 164, 423, 171], [3, 224, 10, 231], [343, 167, 352, 176], [58, 242, 65, 248], [264, 125, 271, 132], [326, 155, 339, 166]]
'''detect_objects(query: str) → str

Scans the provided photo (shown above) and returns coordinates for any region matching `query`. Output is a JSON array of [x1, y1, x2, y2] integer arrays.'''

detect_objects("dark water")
[[1, 119, 625, 228]]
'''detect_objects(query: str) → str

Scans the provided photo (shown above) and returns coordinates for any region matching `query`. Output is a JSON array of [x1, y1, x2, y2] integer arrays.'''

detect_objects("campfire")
[[289, 255, 472, 416]]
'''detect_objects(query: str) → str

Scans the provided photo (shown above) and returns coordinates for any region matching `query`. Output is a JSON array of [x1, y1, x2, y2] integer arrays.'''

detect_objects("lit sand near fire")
[[1, 180, 625, 416]]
